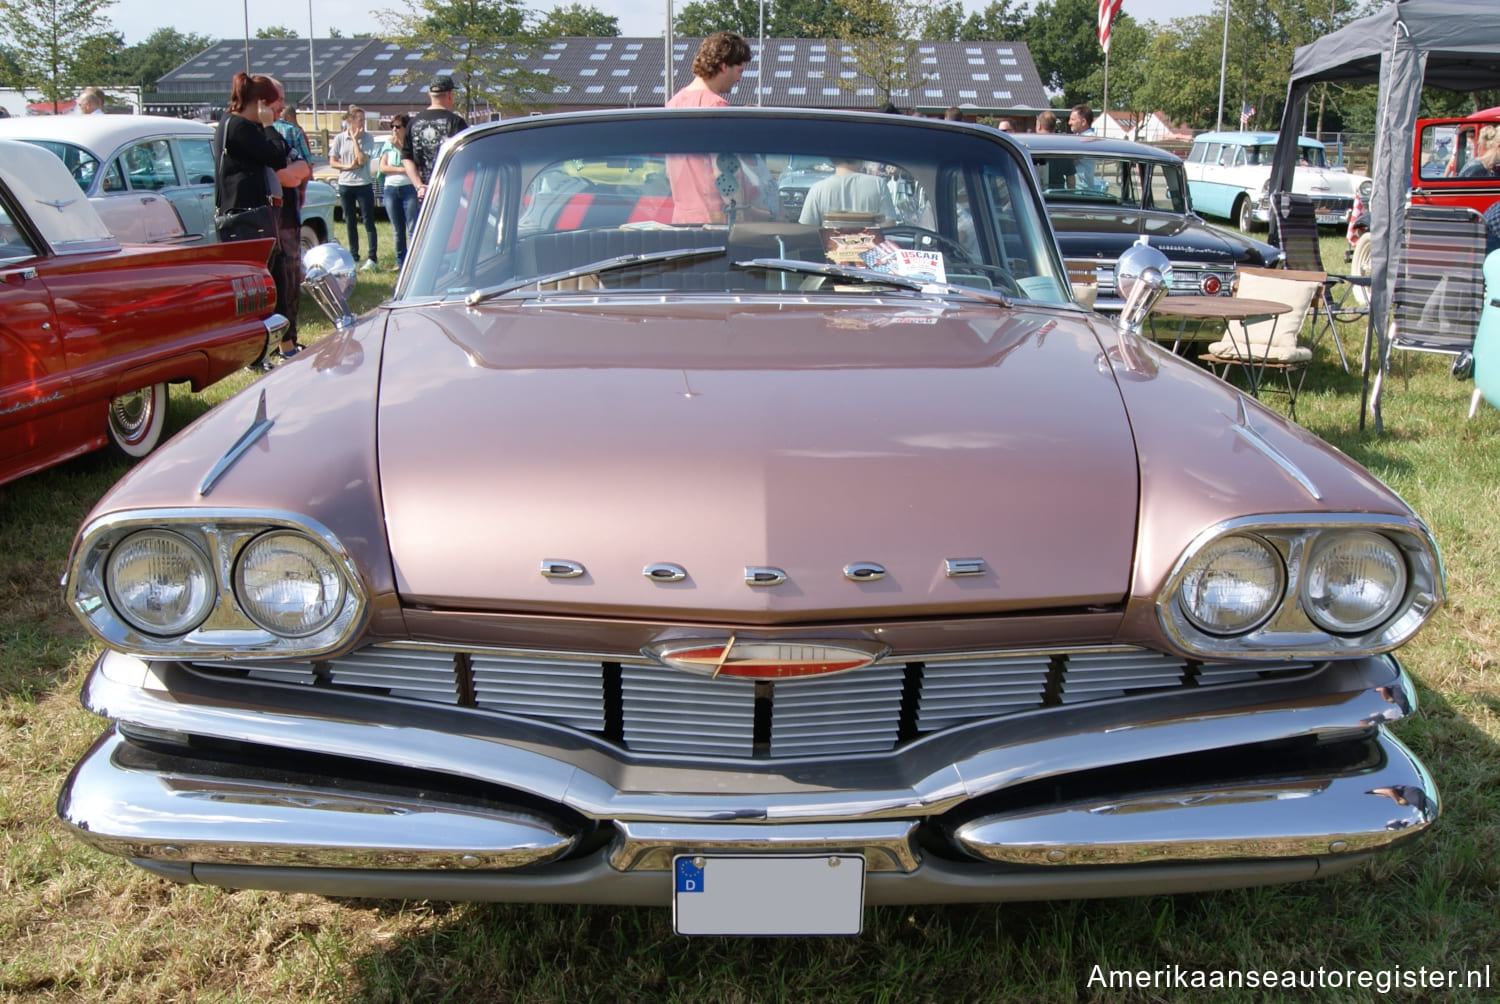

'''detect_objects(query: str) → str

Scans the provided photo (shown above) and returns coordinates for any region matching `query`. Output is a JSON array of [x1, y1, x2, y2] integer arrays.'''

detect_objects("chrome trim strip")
[[1231, 397, 1322, 501], [60, 729, 577, 871], [199, 390, 275, 497], [953, 728, 1436, 865], [608, 820, 920, 873], [79, 649, 1416, 823]]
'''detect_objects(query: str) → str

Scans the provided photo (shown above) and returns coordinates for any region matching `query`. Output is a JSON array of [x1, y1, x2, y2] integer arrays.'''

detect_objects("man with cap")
[[402, 75, 468, 206]]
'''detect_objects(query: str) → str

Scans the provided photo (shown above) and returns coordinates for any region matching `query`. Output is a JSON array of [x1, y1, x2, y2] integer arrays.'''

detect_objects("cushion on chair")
[[1207, 267, 1322, 363]]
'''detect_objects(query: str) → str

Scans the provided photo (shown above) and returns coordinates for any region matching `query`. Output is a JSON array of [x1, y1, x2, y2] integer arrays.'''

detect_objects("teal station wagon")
[[1183, 131, 1370, 231]]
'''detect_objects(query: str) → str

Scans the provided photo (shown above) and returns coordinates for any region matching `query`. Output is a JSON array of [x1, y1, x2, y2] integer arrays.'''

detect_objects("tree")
[[1023, 0, 1105, 104], [377, 0, 550, 117], [674, 0, 761, 38], [0, 0, 119, 112], [534, 3, 618, 37], [114, 26, 213, 91], [960, 0, 1027, 41], [833, 0, 938, 106], [255, 25, 299, 39]]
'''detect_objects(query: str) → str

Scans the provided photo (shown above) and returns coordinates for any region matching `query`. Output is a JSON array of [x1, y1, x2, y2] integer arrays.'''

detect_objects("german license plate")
[[672, 854, 865, 935]]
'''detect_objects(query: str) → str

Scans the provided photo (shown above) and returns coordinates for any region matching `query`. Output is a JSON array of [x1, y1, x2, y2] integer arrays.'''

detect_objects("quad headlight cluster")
[[1160, 516, 1443, 658], [68, 509, 365, 659]]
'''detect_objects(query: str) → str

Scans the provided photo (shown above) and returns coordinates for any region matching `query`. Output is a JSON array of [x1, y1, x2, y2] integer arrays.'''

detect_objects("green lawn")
[[0, 221, 1496, 1002]]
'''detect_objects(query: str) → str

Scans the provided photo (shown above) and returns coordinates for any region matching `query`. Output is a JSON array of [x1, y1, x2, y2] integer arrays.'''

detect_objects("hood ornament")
[[648, 637, 889, 680]]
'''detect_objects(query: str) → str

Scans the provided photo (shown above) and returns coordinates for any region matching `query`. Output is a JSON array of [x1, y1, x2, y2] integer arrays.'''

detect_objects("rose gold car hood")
[[377, 298, 1138, 621]]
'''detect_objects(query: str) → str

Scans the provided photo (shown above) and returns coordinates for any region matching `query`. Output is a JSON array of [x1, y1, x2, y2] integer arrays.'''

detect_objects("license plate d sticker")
[[673, 854, 865, 936]]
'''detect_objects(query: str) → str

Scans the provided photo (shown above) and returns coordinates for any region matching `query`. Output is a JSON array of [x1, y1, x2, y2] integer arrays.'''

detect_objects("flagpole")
[[1102, 49, 1109, 136], [1216, 0, 1230, 131]]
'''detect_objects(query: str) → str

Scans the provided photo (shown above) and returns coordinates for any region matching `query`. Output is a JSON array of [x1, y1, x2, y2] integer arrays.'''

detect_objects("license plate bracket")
[[672, 854, 865, 936]]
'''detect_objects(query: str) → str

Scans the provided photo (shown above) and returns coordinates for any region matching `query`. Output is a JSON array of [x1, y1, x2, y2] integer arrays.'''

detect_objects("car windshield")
[[1031, 156, 1189, 213], [399, 113, 1069, 306]]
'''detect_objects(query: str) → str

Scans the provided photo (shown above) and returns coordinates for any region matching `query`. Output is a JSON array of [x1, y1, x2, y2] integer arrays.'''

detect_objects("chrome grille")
[[192, 645, 1315, 760], [473, 654, 604, 731], [621, 664, 756, 757], [1087, 261, 1237, 299], [1060, 649, 1188, 702], [327, 647, 461, 704], [770, 666, 906, 757], [917, 654, 1051, 731]]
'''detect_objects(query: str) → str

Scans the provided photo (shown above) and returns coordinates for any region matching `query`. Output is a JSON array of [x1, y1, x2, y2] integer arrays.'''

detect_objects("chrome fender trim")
[[82, 649, 1418, 823], [58, 729, 577, 871], [953, 728, 1437, 865]]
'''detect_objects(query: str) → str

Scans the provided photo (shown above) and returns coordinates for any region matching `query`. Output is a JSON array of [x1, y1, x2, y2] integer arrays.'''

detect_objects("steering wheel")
[[881, 225, 970, 261], [881, 225, 1019, 296]]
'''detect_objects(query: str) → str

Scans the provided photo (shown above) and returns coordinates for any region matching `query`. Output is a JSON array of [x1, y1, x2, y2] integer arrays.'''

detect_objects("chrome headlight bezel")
[[66, 508, 368, 660], [1158, 514, 1444, 659]]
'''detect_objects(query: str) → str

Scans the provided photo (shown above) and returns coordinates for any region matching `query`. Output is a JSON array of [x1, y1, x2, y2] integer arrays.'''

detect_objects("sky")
[[103, 0, 1222, 47]]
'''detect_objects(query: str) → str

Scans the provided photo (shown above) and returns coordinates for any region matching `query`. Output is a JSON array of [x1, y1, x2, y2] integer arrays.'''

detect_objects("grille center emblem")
[[648, 637, 888, 680]]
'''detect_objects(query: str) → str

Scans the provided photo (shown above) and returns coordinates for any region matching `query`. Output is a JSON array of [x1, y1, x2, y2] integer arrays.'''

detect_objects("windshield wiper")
[[465, 245, 728, 305], [731, 257, 1011, 306]]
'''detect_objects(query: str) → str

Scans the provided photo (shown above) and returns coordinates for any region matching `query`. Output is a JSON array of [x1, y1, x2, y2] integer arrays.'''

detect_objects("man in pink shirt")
[[666, 32, 758, 224]]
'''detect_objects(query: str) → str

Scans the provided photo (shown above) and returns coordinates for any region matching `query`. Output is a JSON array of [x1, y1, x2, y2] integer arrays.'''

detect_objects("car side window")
[[122, 141, 178, 191], [179, 139, 216, 186], [1204, 143, 1221, 166], [99, 159, 127, 193], [0, 201, 40, 263]]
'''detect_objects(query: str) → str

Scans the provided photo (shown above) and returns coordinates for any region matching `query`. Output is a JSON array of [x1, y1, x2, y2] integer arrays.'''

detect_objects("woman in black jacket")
[[212, 72, 286, 243]]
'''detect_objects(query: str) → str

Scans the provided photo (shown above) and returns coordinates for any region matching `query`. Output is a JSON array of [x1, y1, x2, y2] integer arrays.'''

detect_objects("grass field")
[[1, 224, 1497, 1002]]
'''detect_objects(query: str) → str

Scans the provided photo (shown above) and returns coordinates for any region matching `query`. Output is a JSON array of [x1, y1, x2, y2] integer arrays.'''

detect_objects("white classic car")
[[1183, 131, 1371, 231], [0, 114, 339, 250]]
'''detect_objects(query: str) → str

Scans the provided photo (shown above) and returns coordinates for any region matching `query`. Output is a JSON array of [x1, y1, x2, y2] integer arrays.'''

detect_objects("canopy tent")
[[1267, 0, 1500, 432]]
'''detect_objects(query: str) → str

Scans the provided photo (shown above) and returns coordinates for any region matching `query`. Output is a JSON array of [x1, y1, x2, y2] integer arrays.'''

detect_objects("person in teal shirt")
[[378, 113, 418, 271]]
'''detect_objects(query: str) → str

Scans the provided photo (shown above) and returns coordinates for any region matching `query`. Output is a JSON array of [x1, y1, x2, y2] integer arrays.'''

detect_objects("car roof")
[[1192, 131, 1323, 148], [0, 114, 214, 154], [0, 139, 117, 248], [1006, 132, 1179, 162]]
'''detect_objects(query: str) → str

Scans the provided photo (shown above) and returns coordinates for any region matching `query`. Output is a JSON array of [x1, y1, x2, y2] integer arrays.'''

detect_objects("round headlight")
[[234, 531, 346, 637], [1178, 534, 1285, 635], [105, 530, 215, 636], [1302, 531, 1408, 634]]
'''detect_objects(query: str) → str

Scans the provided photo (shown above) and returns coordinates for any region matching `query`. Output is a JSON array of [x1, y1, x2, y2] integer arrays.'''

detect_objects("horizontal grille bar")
[[193, 646, 1315, 761]]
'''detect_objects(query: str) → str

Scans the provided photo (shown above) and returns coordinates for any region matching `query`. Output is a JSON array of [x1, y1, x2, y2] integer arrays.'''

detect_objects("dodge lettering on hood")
[[58, 110, 1443, 937]]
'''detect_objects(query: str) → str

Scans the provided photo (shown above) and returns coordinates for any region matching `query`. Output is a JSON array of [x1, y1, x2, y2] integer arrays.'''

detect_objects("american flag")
[[1098, 0, 1123, 54], [1240, 103, 1255, 129]]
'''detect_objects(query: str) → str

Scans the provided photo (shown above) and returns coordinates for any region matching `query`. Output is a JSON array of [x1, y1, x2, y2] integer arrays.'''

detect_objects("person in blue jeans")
[[329, 104, 378, 269], [378, 113, 418, 271]]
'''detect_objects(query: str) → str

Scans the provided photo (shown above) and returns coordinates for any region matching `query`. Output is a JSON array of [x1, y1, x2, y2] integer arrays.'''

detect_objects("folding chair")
[[1370, 204, 1488, 418], [1271, 193, 1365, 372], [1201, 266, 1324, 419], [1066, 259, 1099, 309]]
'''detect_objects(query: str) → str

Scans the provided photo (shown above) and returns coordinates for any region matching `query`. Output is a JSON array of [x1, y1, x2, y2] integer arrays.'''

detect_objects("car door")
[[121, 137, 199, 243], [0, 192, 68, 480], [174, 135, 219, 242]]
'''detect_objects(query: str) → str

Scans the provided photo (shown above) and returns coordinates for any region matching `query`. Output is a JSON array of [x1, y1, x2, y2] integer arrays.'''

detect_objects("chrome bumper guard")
[[59, 650, 1438, 883]]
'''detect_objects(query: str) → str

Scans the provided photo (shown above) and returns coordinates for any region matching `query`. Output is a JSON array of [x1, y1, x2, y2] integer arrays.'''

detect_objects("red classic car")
[[0, 139, 285, 487], [59, 111, 1443, 935]]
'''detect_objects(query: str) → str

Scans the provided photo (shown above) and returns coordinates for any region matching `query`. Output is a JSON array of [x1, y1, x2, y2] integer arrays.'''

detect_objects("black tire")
[[300, 224, 318, 253], [1236, 195, 1262, 232], [107, 382, 168, 459]]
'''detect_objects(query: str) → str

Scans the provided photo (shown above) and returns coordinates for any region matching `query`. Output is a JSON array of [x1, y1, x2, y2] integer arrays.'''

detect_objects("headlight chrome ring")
[[1301, 530, 1408, 635]]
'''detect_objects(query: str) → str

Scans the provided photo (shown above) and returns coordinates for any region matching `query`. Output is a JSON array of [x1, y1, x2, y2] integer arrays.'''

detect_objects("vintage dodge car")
[[0, 139, 284, 487], [0, 114, 340, 251], [59, 110, 1443, 935], [1009, 133, 1283, 311]]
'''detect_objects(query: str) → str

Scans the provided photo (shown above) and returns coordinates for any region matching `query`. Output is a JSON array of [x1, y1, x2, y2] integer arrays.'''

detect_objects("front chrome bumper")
[[60, 649, 1439, 902]]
